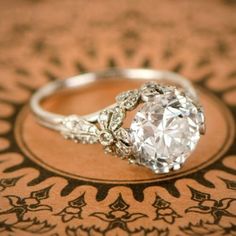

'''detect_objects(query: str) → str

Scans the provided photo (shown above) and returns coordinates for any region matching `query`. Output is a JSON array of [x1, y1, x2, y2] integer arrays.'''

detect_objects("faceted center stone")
[[130, 89, 201, 173]]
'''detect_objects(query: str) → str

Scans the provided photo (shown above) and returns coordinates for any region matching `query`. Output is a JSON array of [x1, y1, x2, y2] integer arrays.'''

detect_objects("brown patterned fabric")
[[0, 1, 235, 235]]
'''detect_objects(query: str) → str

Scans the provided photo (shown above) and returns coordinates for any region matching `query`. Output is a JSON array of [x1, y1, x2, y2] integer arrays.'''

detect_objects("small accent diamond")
[[61, 115, 99, 144], [99, 130, 114, 146]]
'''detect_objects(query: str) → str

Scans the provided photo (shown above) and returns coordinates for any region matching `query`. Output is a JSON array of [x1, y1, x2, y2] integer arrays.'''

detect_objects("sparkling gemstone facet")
[[130, 88, 201, 173]]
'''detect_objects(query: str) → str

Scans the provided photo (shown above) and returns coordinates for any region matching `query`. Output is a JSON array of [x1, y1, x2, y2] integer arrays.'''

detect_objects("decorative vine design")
[[186, 187, 236, 224], [56, 192, 86, 223], [152, 194, 181, 224], [0, 186, 52, 221], [0, 187, 55, 234], [90, 193, 148, 233]]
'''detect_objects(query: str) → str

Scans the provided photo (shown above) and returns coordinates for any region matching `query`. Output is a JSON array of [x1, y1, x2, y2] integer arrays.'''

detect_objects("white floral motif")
[[98, 106, 132, 158], [60, 82, 204, 169], [116, 89, 140, 110], [61, 107, 133, 157]]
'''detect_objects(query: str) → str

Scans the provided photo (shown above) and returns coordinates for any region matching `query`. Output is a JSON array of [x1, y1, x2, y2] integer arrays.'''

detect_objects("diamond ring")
[[30, 69, 205, 174]]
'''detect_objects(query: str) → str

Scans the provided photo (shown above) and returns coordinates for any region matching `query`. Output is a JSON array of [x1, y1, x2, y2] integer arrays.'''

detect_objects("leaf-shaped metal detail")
[[140, 82, 165, 101], [116, 89, 140, 111], [115, 141, 132, 158], [108, 106, 125, 131], [114, 128, 132, 157], [74, 119, 99, 144], [114, 128, 131, 144], [98, 109, 111, 130], [61, 115, 99, 144], [98, 106, 125, 132]]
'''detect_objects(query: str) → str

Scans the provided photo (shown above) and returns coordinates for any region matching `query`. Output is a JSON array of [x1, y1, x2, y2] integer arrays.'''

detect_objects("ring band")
[[30, 68, 205, 174]]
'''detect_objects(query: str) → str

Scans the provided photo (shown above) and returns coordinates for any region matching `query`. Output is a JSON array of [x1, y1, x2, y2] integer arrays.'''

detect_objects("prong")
[[172, 163, 182, 171], [128, 156, 137, 164], [154, 166, 170, 174], [197, 106, 206, 135], [200, 122, 206, 135]]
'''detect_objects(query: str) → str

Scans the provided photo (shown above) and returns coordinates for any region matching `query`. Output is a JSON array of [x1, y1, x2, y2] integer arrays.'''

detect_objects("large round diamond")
[[130, 88, 201, 173]]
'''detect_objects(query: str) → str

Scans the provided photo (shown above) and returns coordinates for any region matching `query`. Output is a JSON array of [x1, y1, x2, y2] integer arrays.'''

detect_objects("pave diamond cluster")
[[60, 82, 205, 174]]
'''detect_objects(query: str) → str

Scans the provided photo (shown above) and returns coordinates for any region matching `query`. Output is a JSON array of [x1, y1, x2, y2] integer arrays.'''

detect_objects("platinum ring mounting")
[[30, 69, 205, 174]]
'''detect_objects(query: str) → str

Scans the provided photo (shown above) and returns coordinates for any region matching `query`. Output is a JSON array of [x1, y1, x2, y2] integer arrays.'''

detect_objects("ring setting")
[[30, 69, 205, 174], [60, 81, 205, 174]]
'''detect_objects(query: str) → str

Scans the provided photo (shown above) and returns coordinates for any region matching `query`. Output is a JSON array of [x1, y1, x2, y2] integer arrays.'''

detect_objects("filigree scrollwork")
[[90, 193, 147, 233], [56, 192, 86, 222], [152, 194, 181, 224], [60, 83, 165, 160]]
